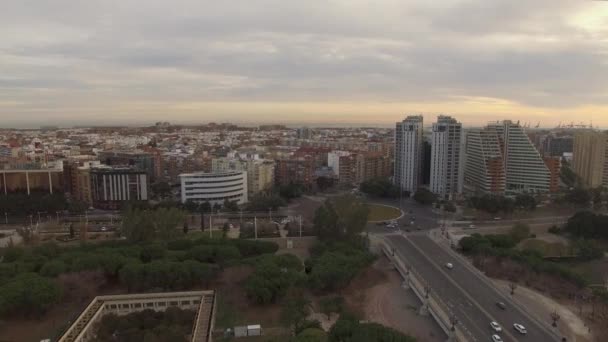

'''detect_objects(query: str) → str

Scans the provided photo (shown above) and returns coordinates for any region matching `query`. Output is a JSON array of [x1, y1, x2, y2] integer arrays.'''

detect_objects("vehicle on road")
[[445, 262, 454, 269], [490, 321, 502, 332], [513, 323, 527, 334], [100, 226, 108, 232], [491, 334, 503, 342], [493, 217, 502, 220], [496, 302, 507, 310], [468, 224, 476, 229]]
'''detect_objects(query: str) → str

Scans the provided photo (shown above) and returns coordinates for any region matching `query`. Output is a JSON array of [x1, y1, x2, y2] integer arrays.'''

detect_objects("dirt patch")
[[213, 265, 282, 330], [0, 271, 126, 342], [340, 259, 445, 342]]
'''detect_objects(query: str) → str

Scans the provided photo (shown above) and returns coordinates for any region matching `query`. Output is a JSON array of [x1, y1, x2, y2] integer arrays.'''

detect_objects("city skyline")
[[2, 0, 607, 128]]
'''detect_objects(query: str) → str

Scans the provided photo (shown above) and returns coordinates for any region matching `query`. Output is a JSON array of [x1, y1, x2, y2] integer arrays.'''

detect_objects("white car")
[[445, 262, 454, 269], [491, 335, 503, 342], [513, 323, 527, 334], [490, 321, 502, 332]]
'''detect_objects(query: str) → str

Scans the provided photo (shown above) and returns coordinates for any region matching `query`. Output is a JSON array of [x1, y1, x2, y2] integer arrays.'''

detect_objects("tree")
[[69, 223, 75, 239], [183, 221, 189, 235], [223, 199, 239, 212], [293, 328, 327, 342], [359, 178, 400, 198], [151, 181, 172, 199], [222, 222, 230, 238], [565, 188, 592, 206], [514, 194, 537, 210], [122, 208, 186, 242], [0, 273, 62, 317], [247, 194, 287, 211], [413, 188, 436, 205], [444, 202, 457, 213], [183, 200, 199, 213], [67, 200, 88, 214], [316, 176, 335, 192], [313, 195, 369, 240], [281, 291, 311, 335], [279, 183, 305, 200], [319, 296, 344, 320]]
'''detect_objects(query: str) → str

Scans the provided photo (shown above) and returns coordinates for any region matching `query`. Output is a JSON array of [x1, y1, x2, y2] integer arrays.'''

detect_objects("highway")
[[386, 234, 560, 342]]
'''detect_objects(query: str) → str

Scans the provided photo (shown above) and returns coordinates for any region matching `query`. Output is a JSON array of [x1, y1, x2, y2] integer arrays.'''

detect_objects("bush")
[[0, 273, 62, 317]]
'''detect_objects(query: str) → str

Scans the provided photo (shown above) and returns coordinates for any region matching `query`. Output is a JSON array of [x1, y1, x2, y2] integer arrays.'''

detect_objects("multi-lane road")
[[386, 233, 560, 342]]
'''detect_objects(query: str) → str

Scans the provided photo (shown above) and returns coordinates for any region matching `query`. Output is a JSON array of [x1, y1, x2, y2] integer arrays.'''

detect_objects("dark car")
[[496, 302, 506, 310]]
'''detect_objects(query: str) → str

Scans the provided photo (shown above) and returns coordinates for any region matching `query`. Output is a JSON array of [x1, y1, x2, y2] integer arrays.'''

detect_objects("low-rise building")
[[180, 171, 248, 205], [90, 166, 148, 209]]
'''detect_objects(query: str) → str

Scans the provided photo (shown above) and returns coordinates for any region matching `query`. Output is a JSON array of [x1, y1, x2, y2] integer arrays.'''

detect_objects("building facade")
[[394, 115, 424, 193], [274, 157, 315, 189], [0, 161, 64, 195], [573, 130, 608, 188], [90, 166, 148, 209], [493, 121, 550, 194], [464, 129, 506, 194], [430, 116, 462, 200], [97, 151, 160, 181], [211, 158, 274, 196], [180, 171, 248, 205], [464, 121, 551, 195]]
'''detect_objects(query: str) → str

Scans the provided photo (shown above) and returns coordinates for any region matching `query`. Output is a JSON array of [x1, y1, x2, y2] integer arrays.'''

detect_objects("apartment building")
[[573, 130, 608, 188], [394, 115, 424, 193], [430, 116, 462, 200], [211, 157, 274, 196]]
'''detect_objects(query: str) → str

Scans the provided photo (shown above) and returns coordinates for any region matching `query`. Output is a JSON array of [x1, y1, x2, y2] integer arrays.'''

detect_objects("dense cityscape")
[[0, 117, 607, 342], [2, 1, 608, 342]]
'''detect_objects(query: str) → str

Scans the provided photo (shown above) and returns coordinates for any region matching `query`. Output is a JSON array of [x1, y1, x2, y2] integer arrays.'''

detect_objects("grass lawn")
[[367, 204, 402, 222]]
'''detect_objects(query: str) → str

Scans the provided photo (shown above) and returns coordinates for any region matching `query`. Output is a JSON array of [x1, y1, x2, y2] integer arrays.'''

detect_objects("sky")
[[1, 0, 607, 128]]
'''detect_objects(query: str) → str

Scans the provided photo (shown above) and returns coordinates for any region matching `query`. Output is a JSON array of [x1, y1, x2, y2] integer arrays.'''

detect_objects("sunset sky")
[[1, 0, 607, 128]]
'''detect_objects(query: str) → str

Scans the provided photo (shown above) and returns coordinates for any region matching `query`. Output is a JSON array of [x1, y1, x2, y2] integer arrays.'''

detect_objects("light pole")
[[4, 212, 7, 225]]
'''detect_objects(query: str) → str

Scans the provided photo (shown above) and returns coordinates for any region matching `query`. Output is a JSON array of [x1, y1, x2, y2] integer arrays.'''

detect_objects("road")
[[386, 233, 560, 342]]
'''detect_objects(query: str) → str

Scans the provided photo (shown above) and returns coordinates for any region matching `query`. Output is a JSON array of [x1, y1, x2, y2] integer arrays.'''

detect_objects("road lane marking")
[[393, 235, 521, 342]]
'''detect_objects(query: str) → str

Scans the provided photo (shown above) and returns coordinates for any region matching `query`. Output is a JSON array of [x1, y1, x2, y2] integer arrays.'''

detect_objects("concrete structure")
[[58, 291, 216, 342], [465, 121, 551, 195], [274, 157, 315, 189], [493, 121, 550, 194], [212, 158, 274, 196], [542, 135, 573, 157], [0, 161, 64, 195], [97, 150, 161, 180], [296, 126, 313, 140], [430, 116, 462, 200], [464, 129, 506, 194], [573, 130, 608, 188], [180, 171, 248, 205], [327, 151, 357, 185], [394, 115, 424, 193], [90, 166, 148, 209]]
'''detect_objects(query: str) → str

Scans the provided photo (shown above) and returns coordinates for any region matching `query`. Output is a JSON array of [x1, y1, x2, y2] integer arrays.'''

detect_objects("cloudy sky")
[[1, 0, 607, 128]]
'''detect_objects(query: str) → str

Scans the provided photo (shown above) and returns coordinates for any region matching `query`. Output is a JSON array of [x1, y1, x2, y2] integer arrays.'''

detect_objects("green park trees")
[[359, 178, 400, 198], [313, 195, 369, 240], [413, 188, 436, 206], [0, 273, 61, 317], [122, 207, 186, 242]]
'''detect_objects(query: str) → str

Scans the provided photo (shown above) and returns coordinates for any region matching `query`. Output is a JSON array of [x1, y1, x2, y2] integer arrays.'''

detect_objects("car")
[[445, 262, 454, 269], [469, 224, 476, 229], [496, 302, 507, 310], [491, 334, 503, 342], [100, 226, 108, 232], [513, 323, 527, 334], [490, 321, 502, 332], [493, 217, 502, 221]]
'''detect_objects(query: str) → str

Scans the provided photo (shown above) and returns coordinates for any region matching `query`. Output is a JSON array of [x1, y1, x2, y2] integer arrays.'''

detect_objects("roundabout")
[[367, 203, 404, 222]]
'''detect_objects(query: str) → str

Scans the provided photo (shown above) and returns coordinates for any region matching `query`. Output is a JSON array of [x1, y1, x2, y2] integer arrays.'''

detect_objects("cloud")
[[0, 0, 607, 127]]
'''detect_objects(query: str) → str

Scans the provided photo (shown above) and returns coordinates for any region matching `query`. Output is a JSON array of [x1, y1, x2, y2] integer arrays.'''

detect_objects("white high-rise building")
[[463, 120, 550, 195], [430, 116, 462, 200], [491, 121, 550, 194], [394, 115, 424, 193]]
